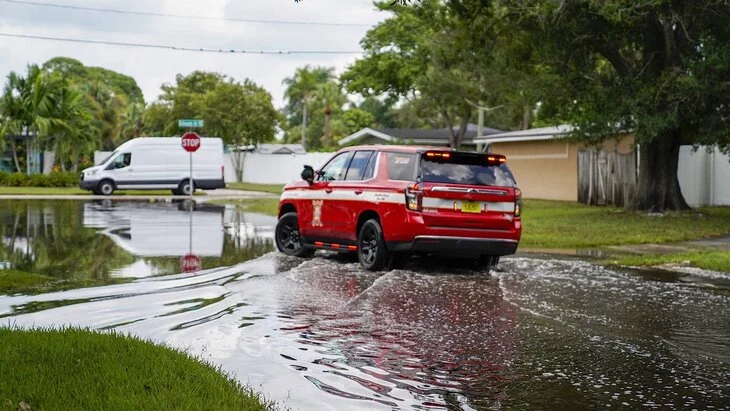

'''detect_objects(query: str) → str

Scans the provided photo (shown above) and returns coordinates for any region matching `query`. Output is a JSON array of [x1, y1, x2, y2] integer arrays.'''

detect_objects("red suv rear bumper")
[[388, 236, 518, 256], [385, 210, 521, 257]]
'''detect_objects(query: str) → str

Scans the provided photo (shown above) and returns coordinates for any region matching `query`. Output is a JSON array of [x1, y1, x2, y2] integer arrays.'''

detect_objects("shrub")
[[0, 172, 80, 187]]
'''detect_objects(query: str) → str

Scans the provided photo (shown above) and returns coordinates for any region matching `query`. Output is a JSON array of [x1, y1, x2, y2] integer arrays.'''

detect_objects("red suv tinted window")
[[422, 159, 517, 187], [345, 151, 375, 180], [387, 153, 418, 181]]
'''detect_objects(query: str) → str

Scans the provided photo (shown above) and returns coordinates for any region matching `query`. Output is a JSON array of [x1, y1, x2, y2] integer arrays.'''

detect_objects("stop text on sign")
[[181, 132, 201, 153]]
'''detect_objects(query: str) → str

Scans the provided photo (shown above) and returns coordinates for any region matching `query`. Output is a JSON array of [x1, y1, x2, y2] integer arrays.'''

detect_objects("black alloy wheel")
[[358, 219, 389, 271], [275, 212, 314, 258]]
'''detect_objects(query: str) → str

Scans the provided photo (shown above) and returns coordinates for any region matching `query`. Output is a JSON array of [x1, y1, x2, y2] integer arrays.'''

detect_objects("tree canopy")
[[338, 0, 730, 211]]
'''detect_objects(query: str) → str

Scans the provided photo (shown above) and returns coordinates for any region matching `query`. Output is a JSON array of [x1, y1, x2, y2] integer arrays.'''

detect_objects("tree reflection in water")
[[0, 200, 275, 286]]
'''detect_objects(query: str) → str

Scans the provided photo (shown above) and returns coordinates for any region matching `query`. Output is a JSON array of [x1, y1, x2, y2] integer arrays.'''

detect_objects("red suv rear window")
[[421, 155, 517, 187]]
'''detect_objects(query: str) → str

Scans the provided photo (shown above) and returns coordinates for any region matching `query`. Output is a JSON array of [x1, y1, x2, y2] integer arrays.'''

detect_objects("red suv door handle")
[[325, 188, 333, 194], [354, 190, 363, 195]]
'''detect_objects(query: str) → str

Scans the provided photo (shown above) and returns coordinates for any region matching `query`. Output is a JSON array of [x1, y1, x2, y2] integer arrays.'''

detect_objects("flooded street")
[[1, 201, 729, 410]]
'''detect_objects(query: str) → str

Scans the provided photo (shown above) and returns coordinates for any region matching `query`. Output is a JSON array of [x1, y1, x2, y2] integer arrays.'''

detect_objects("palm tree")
[[47, 85, 92, 171], [0, 65, 63, 173], [313, 82, 346, 148], [282, 66, 335, 149], [83, 81, 126, 151]]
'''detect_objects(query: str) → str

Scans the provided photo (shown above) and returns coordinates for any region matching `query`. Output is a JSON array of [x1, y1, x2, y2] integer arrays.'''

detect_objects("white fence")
[[230, 152, 333, 185], [678, 146, 730, 207]]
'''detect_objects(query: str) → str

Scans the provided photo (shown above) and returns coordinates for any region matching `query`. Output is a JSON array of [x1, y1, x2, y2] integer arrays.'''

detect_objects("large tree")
[[341, 0, 510, 148], [144, 71, 280, 180], [479, 0, 730, 211]]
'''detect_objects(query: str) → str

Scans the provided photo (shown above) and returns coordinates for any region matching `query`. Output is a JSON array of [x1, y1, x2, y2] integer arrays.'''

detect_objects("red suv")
[[275, 146, 522, 271]]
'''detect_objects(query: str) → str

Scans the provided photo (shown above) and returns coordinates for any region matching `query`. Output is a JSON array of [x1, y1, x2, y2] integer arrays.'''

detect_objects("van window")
[[345, 151, 374, 180], [387, 153, 417, 181], [110, 153, 132, 169]]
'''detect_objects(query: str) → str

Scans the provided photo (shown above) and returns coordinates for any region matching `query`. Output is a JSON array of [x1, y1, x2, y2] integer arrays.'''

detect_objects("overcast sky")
[[0, 0, 386, 108]]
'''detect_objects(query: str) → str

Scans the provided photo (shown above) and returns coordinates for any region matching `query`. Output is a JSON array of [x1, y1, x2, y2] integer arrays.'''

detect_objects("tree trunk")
[[236, 151, 246, 182], [301, 99, 308, 150], [521, 104, 532, 130], [10, 139, 21, 173], [631, 131, 690, 212]]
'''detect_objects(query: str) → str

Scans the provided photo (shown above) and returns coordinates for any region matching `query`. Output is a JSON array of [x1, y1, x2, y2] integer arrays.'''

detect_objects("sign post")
[[181, 132, 201, 199]]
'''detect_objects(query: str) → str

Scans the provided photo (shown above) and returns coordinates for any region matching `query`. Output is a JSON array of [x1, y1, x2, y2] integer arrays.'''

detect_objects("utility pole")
[[464, 99, 504, 152]]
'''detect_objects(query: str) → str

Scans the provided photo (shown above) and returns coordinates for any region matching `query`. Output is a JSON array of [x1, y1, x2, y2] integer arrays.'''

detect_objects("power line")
[[0, 0, 374, 27], [0, 32, 364, 55]]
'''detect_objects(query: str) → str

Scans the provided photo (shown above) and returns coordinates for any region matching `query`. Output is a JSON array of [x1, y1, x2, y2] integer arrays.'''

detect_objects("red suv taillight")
[[405, 183, 422, 211], [515, 188, 522, 217]]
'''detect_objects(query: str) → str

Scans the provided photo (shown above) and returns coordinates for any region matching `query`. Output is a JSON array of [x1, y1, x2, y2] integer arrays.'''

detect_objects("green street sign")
[[178, 119, 204, 128]]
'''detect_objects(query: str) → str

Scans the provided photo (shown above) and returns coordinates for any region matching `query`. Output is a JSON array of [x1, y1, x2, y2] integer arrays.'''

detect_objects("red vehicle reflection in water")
[[275, 259, 520, 409]]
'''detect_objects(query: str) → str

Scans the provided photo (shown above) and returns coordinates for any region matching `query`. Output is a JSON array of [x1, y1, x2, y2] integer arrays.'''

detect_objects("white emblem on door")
[[312, 200, 324, 227]]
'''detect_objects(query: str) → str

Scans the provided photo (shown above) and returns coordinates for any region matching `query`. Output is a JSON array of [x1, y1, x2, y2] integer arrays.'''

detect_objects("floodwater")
[[1, 201, 729, 410], [0, 199, 274, 280]]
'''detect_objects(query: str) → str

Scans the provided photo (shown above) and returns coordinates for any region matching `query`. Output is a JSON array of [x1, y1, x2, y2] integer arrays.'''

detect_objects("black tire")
[[171, 188, 181, 195], [178, 180, 193, 196], [275, 212, 314, 258], [358, 219, 389, 271], [97, 179, 115, 196]]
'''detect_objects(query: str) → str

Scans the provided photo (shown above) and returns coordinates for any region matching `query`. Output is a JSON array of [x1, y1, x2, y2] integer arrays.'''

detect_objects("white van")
[[80, 137, 226, 195]]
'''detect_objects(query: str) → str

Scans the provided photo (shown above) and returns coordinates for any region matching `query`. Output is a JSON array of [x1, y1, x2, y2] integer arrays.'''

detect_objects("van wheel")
[[358, 219, 389, 271], [275, 212, 314, 258], [178, 180, 193, 196], [97, 180, 115, 196], [171, 189, 181, 195]]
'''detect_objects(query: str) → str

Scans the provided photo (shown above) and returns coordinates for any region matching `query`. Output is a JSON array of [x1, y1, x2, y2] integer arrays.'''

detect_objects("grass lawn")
[[520, 200, 730, 249], [0, 187, 205, 196], [226, 182, 284, 195], [0, 328, 271, 411]]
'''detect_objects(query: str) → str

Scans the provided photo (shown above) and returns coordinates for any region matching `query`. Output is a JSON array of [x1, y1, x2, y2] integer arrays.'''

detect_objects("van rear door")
[[418, 151, 518, 231]]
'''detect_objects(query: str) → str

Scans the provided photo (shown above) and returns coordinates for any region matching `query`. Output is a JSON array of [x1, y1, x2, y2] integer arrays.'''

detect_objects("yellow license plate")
[[461, 201, 481, 213]]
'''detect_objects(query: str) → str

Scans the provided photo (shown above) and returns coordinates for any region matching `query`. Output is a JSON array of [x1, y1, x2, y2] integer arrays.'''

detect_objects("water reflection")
[[275, 259, 519, 409], [0, 200, 275, 285]]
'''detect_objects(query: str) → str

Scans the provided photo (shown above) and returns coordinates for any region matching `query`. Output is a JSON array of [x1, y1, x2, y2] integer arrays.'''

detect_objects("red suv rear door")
[[418, 152, 518, 232]]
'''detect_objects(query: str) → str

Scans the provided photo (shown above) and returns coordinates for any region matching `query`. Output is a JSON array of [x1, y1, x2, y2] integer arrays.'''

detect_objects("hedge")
[[0, 172, 80, 188]]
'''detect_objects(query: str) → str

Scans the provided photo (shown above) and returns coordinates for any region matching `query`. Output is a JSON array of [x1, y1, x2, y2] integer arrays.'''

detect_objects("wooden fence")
[[578, 150, 637, 207]]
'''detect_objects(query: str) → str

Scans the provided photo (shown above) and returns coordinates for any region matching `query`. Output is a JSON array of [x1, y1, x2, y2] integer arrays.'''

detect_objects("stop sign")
[[181, 132, 201, 152], [180, 254, 202, 273]]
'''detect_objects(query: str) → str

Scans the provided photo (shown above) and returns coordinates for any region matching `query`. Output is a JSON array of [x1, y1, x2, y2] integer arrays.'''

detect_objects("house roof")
[[339, 124, 503, 146], [473, 125, 574, 144], [256, 144, 306, 154], [231, 143, 307, 154]]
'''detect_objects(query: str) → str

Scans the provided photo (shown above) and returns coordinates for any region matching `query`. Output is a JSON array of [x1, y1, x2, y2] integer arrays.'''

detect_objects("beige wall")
[[490, 135, 635, 201]]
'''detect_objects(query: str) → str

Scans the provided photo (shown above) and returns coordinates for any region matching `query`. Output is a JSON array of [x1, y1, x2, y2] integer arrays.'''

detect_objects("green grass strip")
[[0, 328, 272, 411], [226, 183, 284, 195]]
